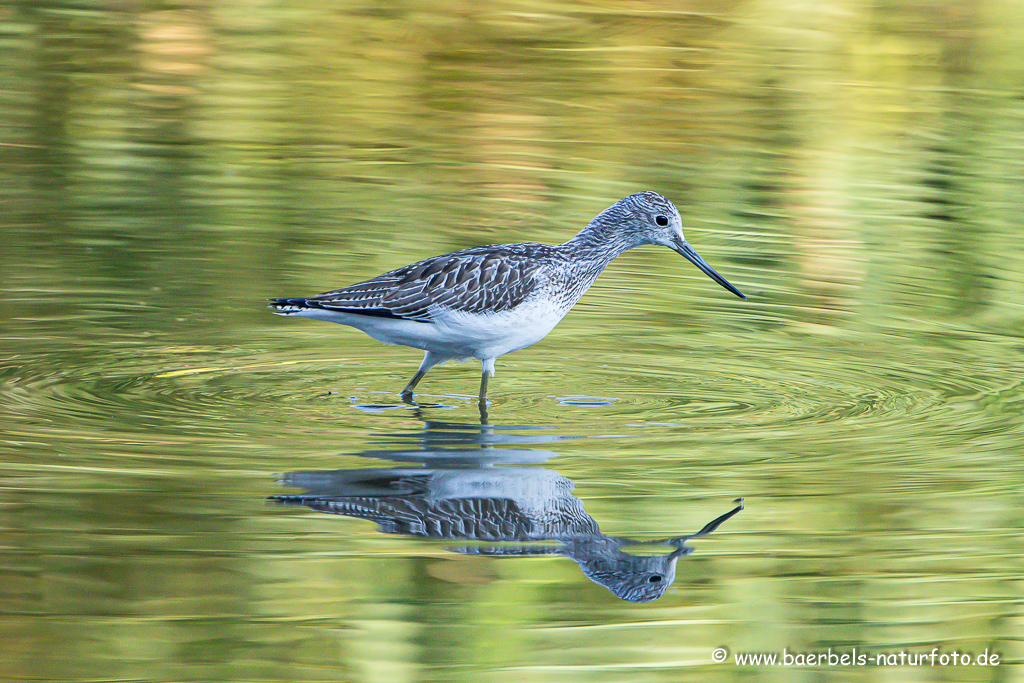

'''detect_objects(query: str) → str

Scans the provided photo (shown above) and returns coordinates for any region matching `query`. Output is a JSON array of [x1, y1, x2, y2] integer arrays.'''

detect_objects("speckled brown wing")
[[284, 245, 547, 322]]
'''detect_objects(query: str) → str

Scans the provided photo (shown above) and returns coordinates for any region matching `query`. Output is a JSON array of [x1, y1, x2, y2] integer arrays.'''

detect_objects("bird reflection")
[[271, 418, 742, 603]]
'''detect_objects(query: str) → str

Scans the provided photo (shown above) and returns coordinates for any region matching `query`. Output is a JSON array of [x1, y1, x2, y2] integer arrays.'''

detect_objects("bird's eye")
[[648, 574, 663, 583], [655, 215, 669, 227]]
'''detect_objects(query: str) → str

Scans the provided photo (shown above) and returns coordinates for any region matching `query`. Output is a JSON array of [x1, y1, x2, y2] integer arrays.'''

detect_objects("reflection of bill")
[[272, 463, 742, 603]]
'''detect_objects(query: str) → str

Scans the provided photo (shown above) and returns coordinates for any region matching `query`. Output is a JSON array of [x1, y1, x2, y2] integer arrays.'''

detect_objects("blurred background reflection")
[[1, 0, 1021, 680]]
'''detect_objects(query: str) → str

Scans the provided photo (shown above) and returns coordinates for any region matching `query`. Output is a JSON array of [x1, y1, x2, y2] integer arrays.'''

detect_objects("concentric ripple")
[[3, 336, 1021, 451]]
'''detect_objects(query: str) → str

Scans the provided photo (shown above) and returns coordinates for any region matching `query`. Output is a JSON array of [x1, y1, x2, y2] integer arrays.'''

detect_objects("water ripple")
[[2, 341, 1020, 444]]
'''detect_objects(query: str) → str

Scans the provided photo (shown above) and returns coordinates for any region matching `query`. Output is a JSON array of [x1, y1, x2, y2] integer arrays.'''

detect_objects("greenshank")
[[269, 191, 745, 404], [274, 462, 744, 603]]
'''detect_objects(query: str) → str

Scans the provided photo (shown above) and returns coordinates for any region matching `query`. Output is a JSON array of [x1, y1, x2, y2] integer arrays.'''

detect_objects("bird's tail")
[[267, 297, 325, 315]]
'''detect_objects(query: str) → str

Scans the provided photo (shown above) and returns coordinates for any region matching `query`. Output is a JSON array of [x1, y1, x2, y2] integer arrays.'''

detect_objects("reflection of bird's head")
[[565, 539, 692, 603]]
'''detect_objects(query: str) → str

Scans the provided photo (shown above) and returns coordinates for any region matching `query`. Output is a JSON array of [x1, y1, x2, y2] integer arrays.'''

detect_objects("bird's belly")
[[304, 299, 569, 360], [432, 301, 568, 360]]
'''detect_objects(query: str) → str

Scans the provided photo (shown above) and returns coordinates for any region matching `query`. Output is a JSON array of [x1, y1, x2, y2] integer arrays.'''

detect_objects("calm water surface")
[[2, 1, 1023, 681]]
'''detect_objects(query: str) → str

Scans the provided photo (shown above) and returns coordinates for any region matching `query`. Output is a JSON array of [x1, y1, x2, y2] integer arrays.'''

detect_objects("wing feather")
[[278, 245, 549, 323]]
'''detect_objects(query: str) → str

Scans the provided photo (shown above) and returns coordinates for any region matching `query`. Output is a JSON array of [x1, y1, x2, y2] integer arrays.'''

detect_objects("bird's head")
[[610, 191, 746, 300]]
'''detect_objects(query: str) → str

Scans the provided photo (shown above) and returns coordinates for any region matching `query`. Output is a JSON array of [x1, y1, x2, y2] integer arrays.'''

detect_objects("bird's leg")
[[400, 369, 427, 403], [401, 351, 444, 402], [478, 358, 496, 407], [478, 372, 489, 404]]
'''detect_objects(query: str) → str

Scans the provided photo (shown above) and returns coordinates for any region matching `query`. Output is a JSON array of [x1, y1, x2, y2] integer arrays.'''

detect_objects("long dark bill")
[[672, 238, 746, 300]]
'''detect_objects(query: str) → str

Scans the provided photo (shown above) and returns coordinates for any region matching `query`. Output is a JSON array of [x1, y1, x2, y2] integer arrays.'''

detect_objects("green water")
[[2, 0, 1022, 680]]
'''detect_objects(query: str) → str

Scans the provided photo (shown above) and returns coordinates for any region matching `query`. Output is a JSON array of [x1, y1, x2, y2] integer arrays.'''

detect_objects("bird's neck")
[[561, 217, 643, 266], [545, 220, 644, 309]]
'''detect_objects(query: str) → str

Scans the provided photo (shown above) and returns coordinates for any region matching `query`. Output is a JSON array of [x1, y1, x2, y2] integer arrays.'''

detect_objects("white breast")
[[425, 295, 570, 360], [288, 294, 572, 362]]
